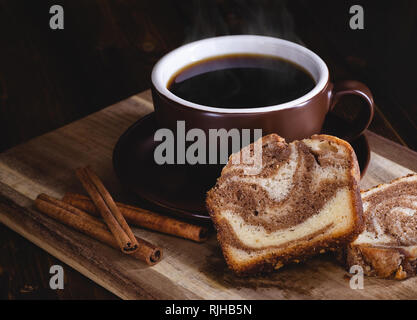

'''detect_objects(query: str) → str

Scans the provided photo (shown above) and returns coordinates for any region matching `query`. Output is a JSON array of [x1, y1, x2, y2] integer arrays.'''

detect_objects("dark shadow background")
[[0, 0, 416, 299], [0, 0, 416, 153]]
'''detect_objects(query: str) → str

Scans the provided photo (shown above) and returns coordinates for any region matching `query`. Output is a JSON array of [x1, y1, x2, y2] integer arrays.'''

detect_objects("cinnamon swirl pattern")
[[347, 174, 417, 280], [207, 134, 364, 275]]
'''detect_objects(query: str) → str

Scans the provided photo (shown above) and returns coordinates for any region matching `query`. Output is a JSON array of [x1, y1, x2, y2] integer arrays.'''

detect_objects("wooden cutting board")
[[1, 90, 416, 300]]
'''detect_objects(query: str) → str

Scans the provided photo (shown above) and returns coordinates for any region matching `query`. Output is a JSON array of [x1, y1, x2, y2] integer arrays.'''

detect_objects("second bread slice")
[[345, 174, 417, 280]]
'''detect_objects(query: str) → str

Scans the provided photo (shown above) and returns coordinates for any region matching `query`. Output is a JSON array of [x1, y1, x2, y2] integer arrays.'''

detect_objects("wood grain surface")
[[0, 90, 416, 300], [1, 0, 416, 300]]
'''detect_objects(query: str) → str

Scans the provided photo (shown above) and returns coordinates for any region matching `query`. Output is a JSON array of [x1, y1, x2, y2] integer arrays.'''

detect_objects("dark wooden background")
[[0, 0, 416, 299]]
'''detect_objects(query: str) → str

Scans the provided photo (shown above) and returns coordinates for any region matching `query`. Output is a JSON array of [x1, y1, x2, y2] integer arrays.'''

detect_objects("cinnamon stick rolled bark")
[[35, 194, 162, 265], [62, 193, 209, 243], [75, 166, 139, 253], [37, 193, 107, 230]]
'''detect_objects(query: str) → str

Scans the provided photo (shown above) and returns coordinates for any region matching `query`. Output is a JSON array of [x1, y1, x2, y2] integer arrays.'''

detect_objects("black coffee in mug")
[[167, 53, 316, 109]]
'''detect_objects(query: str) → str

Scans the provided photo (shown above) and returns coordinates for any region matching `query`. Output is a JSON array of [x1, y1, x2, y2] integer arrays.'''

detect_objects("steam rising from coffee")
[[162, 1, 310, 165], [180, 0, 306, 103], [184, 0, 301, 45]]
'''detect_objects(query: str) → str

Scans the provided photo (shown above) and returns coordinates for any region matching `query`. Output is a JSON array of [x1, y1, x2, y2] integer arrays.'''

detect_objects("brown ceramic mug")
[[151, 35, 374, 142]]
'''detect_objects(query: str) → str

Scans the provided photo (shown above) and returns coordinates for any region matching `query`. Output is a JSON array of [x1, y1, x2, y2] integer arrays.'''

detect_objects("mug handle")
[[329, 80, 374, 141]]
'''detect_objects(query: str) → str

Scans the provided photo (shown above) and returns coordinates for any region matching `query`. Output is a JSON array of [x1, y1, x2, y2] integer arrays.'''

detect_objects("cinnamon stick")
[[38, 193, 107, 230], [75, 166, 138, 254], [62, 193, 209, 242], [34, 194, 162, 265]]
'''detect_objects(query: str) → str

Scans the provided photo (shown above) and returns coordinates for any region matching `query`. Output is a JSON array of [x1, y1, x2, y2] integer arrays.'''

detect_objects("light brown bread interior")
[[206, 134, 364, 275]]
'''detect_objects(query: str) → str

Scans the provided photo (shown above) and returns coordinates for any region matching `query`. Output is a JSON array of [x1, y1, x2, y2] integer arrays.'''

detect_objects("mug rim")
[[151, 35, 329, 114]]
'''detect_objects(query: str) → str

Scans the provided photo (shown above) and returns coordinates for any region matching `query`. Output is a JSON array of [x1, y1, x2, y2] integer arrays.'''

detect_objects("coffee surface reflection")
[[168, 53, 316, 109]]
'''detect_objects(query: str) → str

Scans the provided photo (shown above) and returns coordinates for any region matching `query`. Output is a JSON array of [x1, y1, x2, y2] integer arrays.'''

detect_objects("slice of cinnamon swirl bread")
[[346, 174, 417, 280], [206, 134, 364, 275]]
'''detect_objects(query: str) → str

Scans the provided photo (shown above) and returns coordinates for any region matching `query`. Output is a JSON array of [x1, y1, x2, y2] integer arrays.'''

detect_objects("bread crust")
[[344, 173, 417, 280], [206, 134, 364, 276], [346, 244, 417, 280], [361, 173, 417, 194]]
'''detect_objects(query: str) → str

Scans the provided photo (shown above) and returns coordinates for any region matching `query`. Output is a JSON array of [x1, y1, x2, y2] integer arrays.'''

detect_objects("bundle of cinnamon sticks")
[[34, 166, 209, 266]]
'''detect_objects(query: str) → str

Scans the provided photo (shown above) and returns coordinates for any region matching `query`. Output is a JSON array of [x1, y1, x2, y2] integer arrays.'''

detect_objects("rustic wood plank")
[[0, 0, 186, 152], [366, 130, 417, 173], [0, 221, 118, 299], [0, 90, 416, 299], [0, 182, 198, 300]]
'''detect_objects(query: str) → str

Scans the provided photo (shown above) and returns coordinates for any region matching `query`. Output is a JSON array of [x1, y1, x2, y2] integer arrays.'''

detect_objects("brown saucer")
[[113, 112, 370, 222]]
